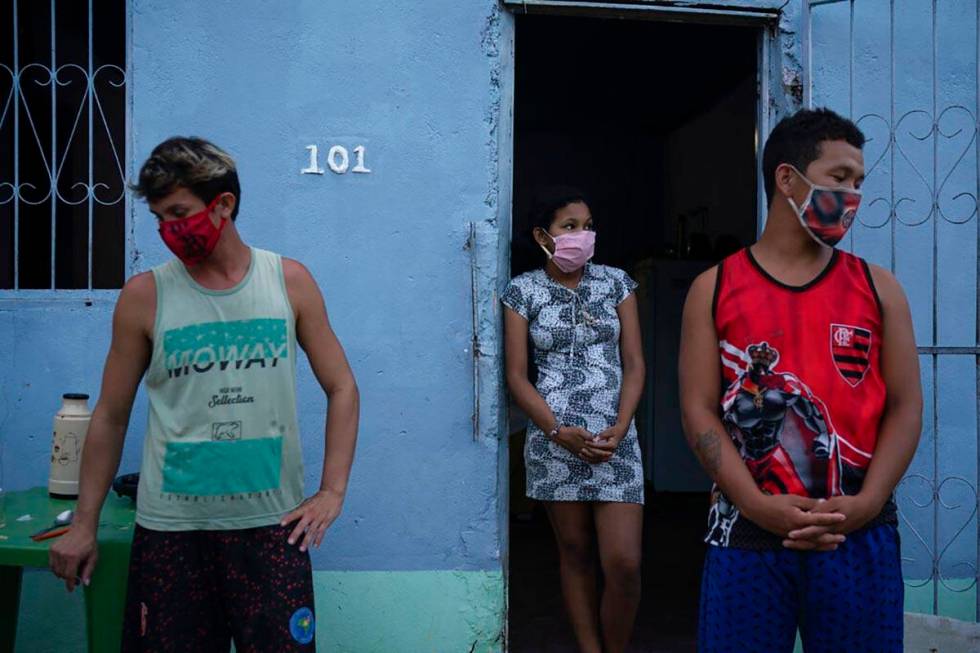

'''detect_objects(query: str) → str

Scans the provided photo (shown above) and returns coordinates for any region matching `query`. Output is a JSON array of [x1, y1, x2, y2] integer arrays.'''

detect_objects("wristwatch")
[[547, 423, 562, 441]]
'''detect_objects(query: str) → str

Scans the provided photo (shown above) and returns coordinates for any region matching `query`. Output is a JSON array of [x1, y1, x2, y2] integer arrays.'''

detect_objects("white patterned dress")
[[502, 263, 645, 504]]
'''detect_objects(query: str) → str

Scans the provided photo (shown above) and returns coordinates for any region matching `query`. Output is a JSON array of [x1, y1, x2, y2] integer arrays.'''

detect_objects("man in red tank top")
[[680, 108, 922, 652]]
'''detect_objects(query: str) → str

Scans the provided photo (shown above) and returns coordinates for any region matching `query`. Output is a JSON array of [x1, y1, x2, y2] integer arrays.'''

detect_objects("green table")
[[0, 487, 136, 653]]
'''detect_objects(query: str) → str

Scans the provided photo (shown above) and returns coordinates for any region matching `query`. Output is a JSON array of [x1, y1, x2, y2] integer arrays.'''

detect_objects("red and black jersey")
[[705, 247, 896, 549]]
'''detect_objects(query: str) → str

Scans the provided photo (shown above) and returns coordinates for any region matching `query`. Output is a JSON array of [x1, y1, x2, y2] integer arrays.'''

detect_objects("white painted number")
[[301, 145, 324, 175], [352, 145, 371, 173], [301, 144, 372, 176], [327, 146, 349, 174]]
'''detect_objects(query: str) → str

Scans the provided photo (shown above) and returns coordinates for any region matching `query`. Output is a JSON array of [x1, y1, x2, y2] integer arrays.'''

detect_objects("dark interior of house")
[[508, 14, 759, 652]]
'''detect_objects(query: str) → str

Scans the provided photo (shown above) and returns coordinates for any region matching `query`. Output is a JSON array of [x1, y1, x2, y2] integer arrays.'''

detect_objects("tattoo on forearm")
[[694, 429, 722, 476]]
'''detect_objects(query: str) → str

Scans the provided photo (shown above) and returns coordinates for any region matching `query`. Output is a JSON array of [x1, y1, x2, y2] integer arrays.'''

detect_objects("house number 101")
[[301, 144, 371, 175]]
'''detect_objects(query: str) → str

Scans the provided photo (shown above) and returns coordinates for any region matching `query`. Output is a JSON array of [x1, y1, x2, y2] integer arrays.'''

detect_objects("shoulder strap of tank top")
[[842, 251, 884, 318], [711, 248, 750, 322]]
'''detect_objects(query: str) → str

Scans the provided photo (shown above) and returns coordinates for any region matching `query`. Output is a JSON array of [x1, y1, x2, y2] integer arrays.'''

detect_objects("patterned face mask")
[[785, 166, 862, 248], [158, 196, 227, 265]]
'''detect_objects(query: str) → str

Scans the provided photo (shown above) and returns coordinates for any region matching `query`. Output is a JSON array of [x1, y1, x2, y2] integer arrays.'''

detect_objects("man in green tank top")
[[49, 137, 360, 651]]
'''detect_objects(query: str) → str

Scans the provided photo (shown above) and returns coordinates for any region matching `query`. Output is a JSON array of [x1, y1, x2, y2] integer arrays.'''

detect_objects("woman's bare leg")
[[545, 501, 602, 653], [594, 502, 644, 653]]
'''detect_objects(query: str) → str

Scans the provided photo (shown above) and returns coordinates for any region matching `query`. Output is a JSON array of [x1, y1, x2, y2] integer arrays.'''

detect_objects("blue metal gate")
[[807, 0, 980, 622]]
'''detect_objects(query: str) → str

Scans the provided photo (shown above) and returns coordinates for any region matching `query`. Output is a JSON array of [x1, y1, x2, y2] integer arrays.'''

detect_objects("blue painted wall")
[[0, 0, 513, 651], [5, 0, 978, 647], [3, 0, 510, 570], [3, 1, 512, 647]]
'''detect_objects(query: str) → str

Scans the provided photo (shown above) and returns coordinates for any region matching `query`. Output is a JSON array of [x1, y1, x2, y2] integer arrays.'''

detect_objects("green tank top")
[[137, 248, 304, 530]]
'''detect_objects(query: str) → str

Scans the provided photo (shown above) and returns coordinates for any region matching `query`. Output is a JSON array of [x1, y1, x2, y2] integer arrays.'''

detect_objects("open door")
[[507, 11, 762, 651]]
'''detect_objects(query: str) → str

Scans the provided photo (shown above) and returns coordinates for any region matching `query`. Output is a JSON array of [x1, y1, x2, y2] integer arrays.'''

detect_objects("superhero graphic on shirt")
[[706, 341, 869, 546]]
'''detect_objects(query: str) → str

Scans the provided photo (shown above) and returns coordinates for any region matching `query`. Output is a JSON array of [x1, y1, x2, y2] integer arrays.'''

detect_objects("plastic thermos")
[[49, 393, 91, 499]]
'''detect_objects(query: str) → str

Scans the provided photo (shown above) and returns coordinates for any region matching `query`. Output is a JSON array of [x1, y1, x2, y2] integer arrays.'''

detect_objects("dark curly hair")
[[762, 108, 865, 207], [526, 185, 592, 237]]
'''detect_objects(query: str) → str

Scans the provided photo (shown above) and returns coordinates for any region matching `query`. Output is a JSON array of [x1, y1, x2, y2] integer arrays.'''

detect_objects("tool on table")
[[30, 509, 73, 542]]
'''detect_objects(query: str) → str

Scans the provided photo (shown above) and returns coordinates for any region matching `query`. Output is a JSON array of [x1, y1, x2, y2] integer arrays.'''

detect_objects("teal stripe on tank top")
[[161, 436, 283, 495]]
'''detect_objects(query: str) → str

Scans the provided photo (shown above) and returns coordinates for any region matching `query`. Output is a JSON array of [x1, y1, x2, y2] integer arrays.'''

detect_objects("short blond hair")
[[132, 137, 242, 220]]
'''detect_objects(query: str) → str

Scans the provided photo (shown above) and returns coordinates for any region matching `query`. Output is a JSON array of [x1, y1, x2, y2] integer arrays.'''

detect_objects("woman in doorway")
[[503, 187, 645, 653]]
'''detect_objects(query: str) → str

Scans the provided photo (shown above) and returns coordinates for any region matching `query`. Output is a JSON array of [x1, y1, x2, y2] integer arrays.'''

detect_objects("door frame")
[[497, 0, 804, 251], [494, 0, 805, 646]]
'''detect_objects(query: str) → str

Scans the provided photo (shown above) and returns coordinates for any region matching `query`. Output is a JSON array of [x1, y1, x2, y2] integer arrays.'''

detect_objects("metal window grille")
[[1, 0, 127, 290]]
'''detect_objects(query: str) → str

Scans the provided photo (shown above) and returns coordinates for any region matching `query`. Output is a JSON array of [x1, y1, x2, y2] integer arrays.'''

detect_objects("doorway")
[[507, 13, 759, 652]]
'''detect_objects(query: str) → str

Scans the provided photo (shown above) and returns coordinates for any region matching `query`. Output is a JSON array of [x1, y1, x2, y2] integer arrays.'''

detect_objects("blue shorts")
[[698, 523, 903, 653]]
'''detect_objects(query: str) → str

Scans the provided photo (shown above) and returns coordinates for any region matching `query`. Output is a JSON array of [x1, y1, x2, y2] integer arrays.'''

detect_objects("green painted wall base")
[[13, 568, 504, 653], [315, 571, 504, 652], [904, 578, 977, 623]]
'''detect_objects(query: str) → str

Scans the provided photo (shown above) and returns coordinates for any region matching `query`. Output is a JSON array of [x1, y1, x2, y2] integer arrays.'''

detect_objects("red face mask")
[[158, 197, 227, 265]]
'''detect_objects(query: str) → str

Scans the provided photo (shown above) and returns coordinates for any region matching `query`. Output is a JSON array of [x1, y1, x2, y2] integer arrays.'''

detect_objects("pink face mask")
[[539, 230, 596, 273]]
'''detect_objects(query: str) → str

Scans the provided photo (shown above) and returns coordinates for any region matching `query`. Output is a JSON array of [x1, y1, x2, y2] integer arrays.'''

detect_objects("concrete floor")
[[508, 491, 707, 652], [903, 613, 980, 652]]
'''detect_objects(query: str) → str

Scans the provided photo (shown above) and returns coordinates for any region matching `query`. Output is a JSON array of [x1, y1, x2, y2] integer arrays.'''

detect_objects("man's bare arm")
[[280, 259, 359, 551], [50, 273, 153, 590]]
